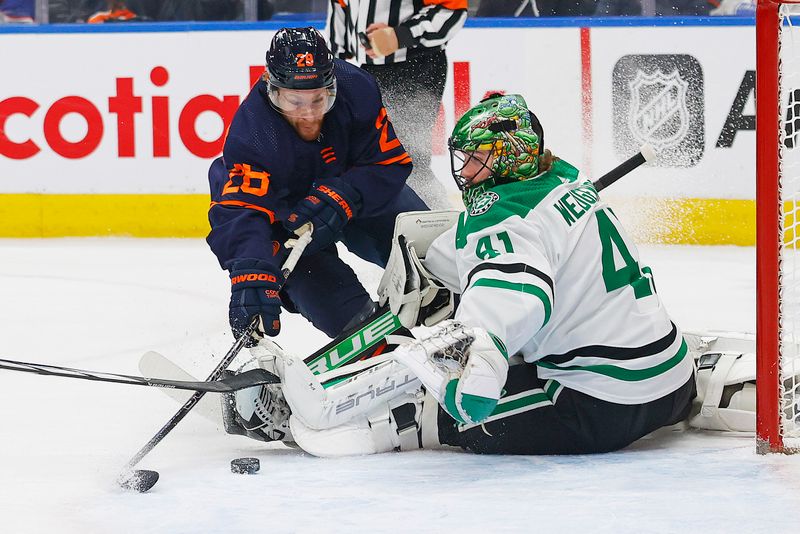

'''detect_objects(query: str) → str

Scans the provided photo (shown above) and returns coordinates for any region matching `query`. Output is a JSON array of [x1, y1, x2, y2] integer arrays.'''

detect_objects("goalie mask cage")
[[757, 0, 800, 453]]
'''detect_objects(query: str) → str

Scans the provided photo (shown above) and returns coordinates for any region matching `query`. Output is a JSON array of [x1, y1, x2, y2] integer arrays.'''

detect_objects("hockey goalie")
[[222, 94, 759, 456]]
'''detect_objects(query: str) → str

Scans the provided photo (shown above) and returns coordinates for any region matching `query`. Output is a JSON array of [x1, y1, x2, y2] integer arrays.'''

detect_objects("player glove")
[[229, 259, 284, 342], [283, 180, 361, 255]]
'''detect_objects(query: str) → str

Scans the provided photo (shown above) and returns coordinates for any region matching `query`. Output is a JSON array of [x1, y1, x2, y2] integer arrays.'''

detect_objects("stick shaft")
[[592, 144, 655, 192], [123, 319, 257, 470], [121, 231, 313, 472], [0, 357, 275, 393]]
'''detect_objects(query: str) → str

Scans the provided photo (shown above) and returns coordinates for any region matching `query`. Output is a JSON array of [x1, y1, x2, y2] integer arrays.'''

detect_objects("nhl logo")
[[613, 54, 705, 167], [469, 192, 500, 216], [628, 70, 690, 152]]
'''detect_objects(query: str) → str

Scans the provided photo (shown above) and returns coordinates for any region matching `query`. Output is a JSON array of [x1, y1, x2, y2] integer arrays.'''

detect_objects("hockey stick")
[[138, 310, 414, 421], [592, 144, 656, 193], [118, 227, 313, 493], [259, 148, 659, 393], [302, 304, 413, 381], [0, 356, 279, 393], [117, 318, 259, 492], [297, 146, 659, 381]]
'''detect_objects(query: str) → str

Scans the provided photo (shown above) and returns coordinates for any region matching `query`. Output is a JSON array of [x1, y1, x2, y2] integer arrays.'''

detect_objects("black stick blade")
[[118, 469, 159, 493]]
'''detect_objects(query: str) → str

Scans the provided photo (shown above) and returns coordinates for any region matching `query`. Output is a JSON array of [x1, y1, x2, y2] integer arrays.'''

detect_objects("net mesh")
[[779, 4, 800, 450]]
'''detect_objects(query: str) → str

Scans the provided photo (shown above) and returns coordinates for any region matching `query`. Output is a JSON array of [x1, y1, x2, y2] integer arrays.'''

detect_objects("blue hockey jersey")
[[207, 59, 413, 271]]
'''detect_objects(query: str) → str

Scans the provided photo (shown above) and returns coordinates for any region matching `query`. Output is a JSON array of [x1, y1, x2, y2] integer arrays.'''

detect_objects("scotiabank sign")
[[0, 66, 264, 160], [0, 24, 770, 200], [0, 62, 474, 162]]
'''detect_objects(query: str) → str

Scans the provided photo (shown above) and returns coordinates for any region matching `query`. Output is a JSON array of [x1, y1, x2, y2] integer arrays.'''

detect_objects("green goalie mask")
[[448, 93, 545, 206]]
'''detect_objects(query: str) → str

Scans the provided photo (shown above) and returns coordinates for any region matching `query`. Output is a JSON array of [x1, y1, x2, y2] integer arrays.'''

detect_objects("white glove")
[[392, 321, 509, 425]]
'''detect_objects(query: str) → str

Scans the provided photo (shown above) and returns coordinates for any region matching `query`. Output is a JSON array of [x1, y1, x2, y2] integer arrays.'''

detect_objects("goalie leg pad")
[[246, 337, 288, 376], [689, 351, 756, 433], [280, 351, 422, 430], [684, 331, 755, 360], [289, 388, 444, 457]]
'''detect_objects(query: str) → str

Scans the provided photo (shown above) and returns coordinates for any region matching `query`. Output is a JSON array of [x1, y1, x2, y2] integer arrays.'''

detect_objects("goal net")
[[757, 0, 800, 453]]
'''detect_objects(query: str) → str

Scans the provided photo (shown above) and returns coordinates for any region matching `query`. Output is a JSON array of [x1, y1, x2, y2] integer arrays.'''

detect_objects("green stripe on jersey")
[[444, 379, 466, 424], [488, 332, 509, 359], [471, 278, 552, 326], [455, 159, 581, 249], [492, 391, 551, 416], [536, 339, 688, 381], [544, 379, 563, 400]]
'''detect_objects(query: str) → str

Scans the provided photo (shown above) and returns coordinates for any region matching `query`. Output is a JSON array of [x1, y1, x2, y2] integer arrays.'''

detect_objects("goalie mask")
[[265, 27, 337, 118], [448, 94, 544, 206]]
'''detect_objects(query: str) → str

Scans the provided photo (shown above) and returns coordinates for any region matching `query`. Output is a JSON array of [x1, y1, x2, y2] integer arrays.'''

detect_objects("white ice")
[[1, 238, 798, 534]]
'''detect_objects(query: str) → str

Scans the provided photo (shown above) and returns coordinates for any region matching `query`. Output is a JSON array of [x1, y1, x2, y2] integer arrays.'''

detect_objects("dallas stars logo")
[[469, 192, 500, 216]]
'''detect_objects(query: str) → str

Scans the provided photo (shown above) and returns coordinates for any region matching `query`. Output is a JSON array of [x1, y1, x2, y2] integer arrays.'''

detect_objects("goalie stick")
[[140, 303, 415, 416], [592, 144, 656, 193], [280, 145, 659, 382], [297, 146, 657, 378], [126, 144, 655, 491], [0, 354, 278, 393]]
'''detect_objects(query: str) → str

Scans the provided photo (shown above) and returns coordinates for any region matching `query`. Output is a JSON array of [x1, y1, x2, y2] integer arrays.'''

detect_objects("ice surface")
[[1, 238, 797, 533]]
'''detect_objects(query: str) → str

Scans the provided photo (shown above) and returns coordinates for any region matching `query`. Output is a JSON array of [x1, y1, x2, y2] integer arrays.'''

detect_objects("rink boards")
[[0, 18, 786, 242]]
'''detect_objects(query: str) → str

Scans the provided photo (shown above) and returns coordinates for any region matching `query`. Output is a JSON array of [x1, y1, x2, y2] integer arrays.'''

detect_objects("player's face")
[[461, 149, 495, 186], [274, 88, 331, 141]]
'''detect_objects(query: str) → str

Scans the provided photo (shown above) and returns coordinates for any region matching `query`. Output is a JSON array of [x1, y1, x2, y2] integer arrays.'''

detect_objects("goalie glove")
[[392, 320, 509, 425]]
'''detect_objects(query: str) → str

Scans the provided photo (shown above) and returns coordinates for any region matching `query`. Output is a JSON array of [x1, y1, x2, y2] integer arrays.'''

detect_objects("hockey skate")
[[220, 338, 293, 443], [221, 379, 293, 442]]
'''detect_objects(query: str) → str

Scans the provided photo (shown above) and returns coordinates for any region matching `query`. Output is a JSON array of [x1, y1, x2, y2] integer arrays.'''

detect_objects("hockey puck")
[[119, 469, 160, 493], [231, 457, 260, 474]]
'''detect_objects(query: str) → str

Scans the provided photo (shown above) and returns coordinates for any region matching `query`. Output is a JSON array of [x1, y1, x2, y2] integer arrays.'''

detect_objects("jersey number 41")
[[597, 207, 655, 299]]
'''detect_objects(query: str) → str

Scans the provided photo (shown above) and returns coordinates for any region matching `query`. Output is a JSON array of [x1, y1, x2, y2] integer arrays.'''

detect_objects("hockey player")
[[207, 27, 428, 343], [231, 94, 757, 455]]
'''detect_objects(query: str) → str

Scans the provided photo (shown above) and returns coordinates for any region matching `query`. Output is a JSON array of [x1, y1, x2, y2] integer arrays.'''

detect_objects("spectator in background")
[[257, 0, 274, 20], [0, 0, 34, 22], [271, 0, 320, 14], [326, 0, 468, 210], [87, 0, 138, 22], [536, 0, 596, 16], [49, 0, 125, 22], [50, 0, 250, 22]]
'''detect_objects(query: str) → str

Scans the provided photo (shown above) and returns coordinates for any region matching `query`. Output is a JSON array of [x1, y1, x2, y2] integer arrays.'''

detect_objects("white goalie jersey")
[[424, 160, 694, 405]]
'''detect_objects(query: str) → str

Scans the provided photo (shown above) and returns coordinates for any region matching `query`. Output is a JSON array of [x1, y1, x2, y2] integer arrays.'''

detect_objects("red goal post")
[[756, 0, 800, 454]]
